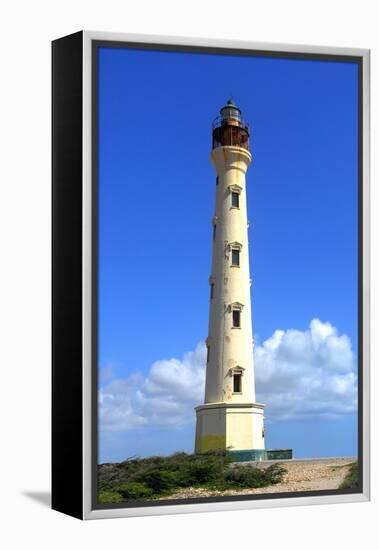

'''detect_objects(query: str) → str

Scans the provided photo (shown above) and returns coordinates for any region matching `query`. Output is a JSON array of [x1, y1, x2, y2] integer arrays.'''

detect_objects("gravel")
[[158, 457, 356, 500]]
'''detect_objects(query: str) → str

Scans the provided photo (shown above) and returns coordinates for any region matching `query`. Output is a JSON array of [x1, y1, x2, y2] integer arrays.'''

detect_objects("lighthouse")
[[195, 100, 265, 459]]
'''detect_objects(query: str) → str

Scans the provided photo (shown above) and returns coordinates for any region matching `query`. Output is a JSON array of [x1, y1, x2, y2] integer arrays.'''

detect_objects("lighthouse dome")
[[220, 99, 241, 122]]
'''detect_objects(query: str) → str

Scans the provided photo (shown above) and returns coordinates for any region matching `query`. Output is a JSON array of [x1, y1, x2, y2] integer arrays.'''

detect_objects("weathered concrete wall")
[[195, 136, 265, 454], [205, 146, 255, 405], [226, 405, 264, 450], [195, 405, 226, 453], [195, 403, 264, 452]]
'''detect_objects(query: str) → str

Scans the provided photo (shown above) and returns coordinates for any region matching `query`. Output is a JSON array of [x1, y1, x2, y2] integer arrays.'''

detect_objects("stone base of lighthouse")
[[195, 402, 265, 455]]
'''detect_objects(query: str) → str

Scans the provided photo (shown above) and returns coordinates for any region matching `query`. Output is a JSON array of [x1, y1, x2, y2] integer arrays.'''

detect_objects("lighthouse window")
[[231, 191, 240, 208], [232, 309, 241, 328], [206, 346, 210, 364], [210, 283, 214, 299], [216, 176, 219, 186], [231, 249, 240, 266], [213, 224, 216, 241], [233, 373, 242, 393]]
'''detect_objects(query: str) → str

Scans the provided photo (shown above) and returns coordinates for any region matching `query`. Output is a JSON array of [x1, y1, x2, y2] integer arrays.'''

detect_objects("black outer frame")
[[52, 32, 364, 520], [52, 31, 83, 519]]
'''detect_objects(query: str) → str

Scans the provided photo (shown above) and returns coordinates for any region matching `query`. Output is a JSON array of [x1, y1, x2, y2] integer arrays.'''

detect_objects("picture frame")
[[52, 30, 370, 520]]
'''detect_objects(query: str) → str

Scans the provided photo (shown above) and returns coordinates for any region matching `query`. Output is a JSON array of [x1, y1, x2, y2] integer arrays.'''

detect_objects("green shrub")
[[211, 463, 285, 490], [130, 451, 230, 491], [265, 463, 286, 484], [98, 490, 123, 504], [97, 451, 285, 501], [115, 482, 154, 500], [137, 470, 178, 493], [201, 449, 234, 464], [339, 462, 359, 490], [183, 458, 225, 484], [224, 466, 267, 487]]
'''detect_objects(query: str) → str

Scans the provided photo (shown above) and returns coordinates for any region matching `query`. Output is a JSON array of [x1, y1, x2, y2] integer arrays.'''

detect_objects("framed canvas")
[[52, 31, 370, 520]]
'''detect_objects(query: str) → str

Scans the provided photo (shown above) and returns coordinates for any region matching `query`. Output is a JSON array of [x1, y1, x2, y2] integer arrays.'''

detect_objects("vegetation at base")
[[339, 462, 359, 490], [98, 490, 124, 504], [210, 462, 285, 491], [98, 451, 286, 503]]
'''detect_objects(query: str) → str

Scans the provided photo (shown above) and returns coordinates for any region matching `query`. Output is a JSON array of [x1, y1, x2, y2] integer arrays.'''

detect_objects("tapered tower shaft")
[[195, 100, 265, 456], [206, 144, 254, 404]]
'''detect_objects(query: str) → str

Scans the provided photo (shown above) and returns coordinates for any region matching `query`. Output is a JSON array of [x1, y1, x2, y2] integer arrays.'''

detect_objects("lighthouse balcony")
[[212, 116, 250, 151]]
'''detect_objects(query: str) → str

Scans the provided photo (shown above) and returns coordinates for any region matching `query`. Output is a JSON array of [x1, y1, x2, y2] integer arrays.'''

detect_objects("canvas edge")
[[361, 48, 370, 503], [81, 30, 371, 520]]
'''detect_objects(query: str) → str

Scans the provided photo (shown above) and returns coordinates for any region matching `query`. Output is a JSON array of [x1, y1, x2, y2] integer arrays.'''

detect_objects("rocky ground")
[[158, 457, 355, 500]]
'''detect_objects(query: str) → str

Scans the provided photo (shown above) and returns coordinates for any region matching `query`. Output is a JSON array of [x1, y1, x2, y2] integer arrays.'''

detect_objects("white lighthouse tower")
[[195, 100, 265, 459]]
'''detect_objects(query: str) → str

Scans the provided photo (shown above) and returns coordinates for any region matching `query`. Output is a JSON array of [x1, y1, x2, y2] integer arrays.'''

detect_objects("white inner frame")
[[82, 30, 370, 520]]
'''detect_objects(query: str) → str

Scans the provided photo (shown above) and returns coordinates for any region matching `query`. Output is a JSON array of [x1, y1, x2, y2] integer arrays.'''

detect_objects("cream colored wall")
[[195, 403, 265, 452], [205, 146, 255, 405], [195, 143, 265, 454], [226, 406, 264, 450], [195, 405, 226, 453]]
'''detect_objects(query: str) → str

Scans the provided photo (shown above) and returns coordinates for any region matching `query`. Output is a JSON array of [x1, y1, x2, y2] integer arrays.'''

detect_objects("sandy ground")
[[158, 457, 355, 500]]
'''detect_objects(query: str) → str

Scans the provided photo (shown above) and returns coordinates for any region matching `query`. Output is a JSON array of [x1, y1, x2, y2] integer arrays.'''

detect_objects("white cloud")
[[254, 318, 357, 420], [99, 343, 206, 431], [99, 319, 357, 432]]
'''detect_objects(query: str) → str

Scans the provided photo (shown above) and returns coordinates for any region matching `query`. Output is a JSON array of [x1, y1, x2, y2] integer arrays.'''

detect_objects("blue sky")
[[98, 46, 359, 463]]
